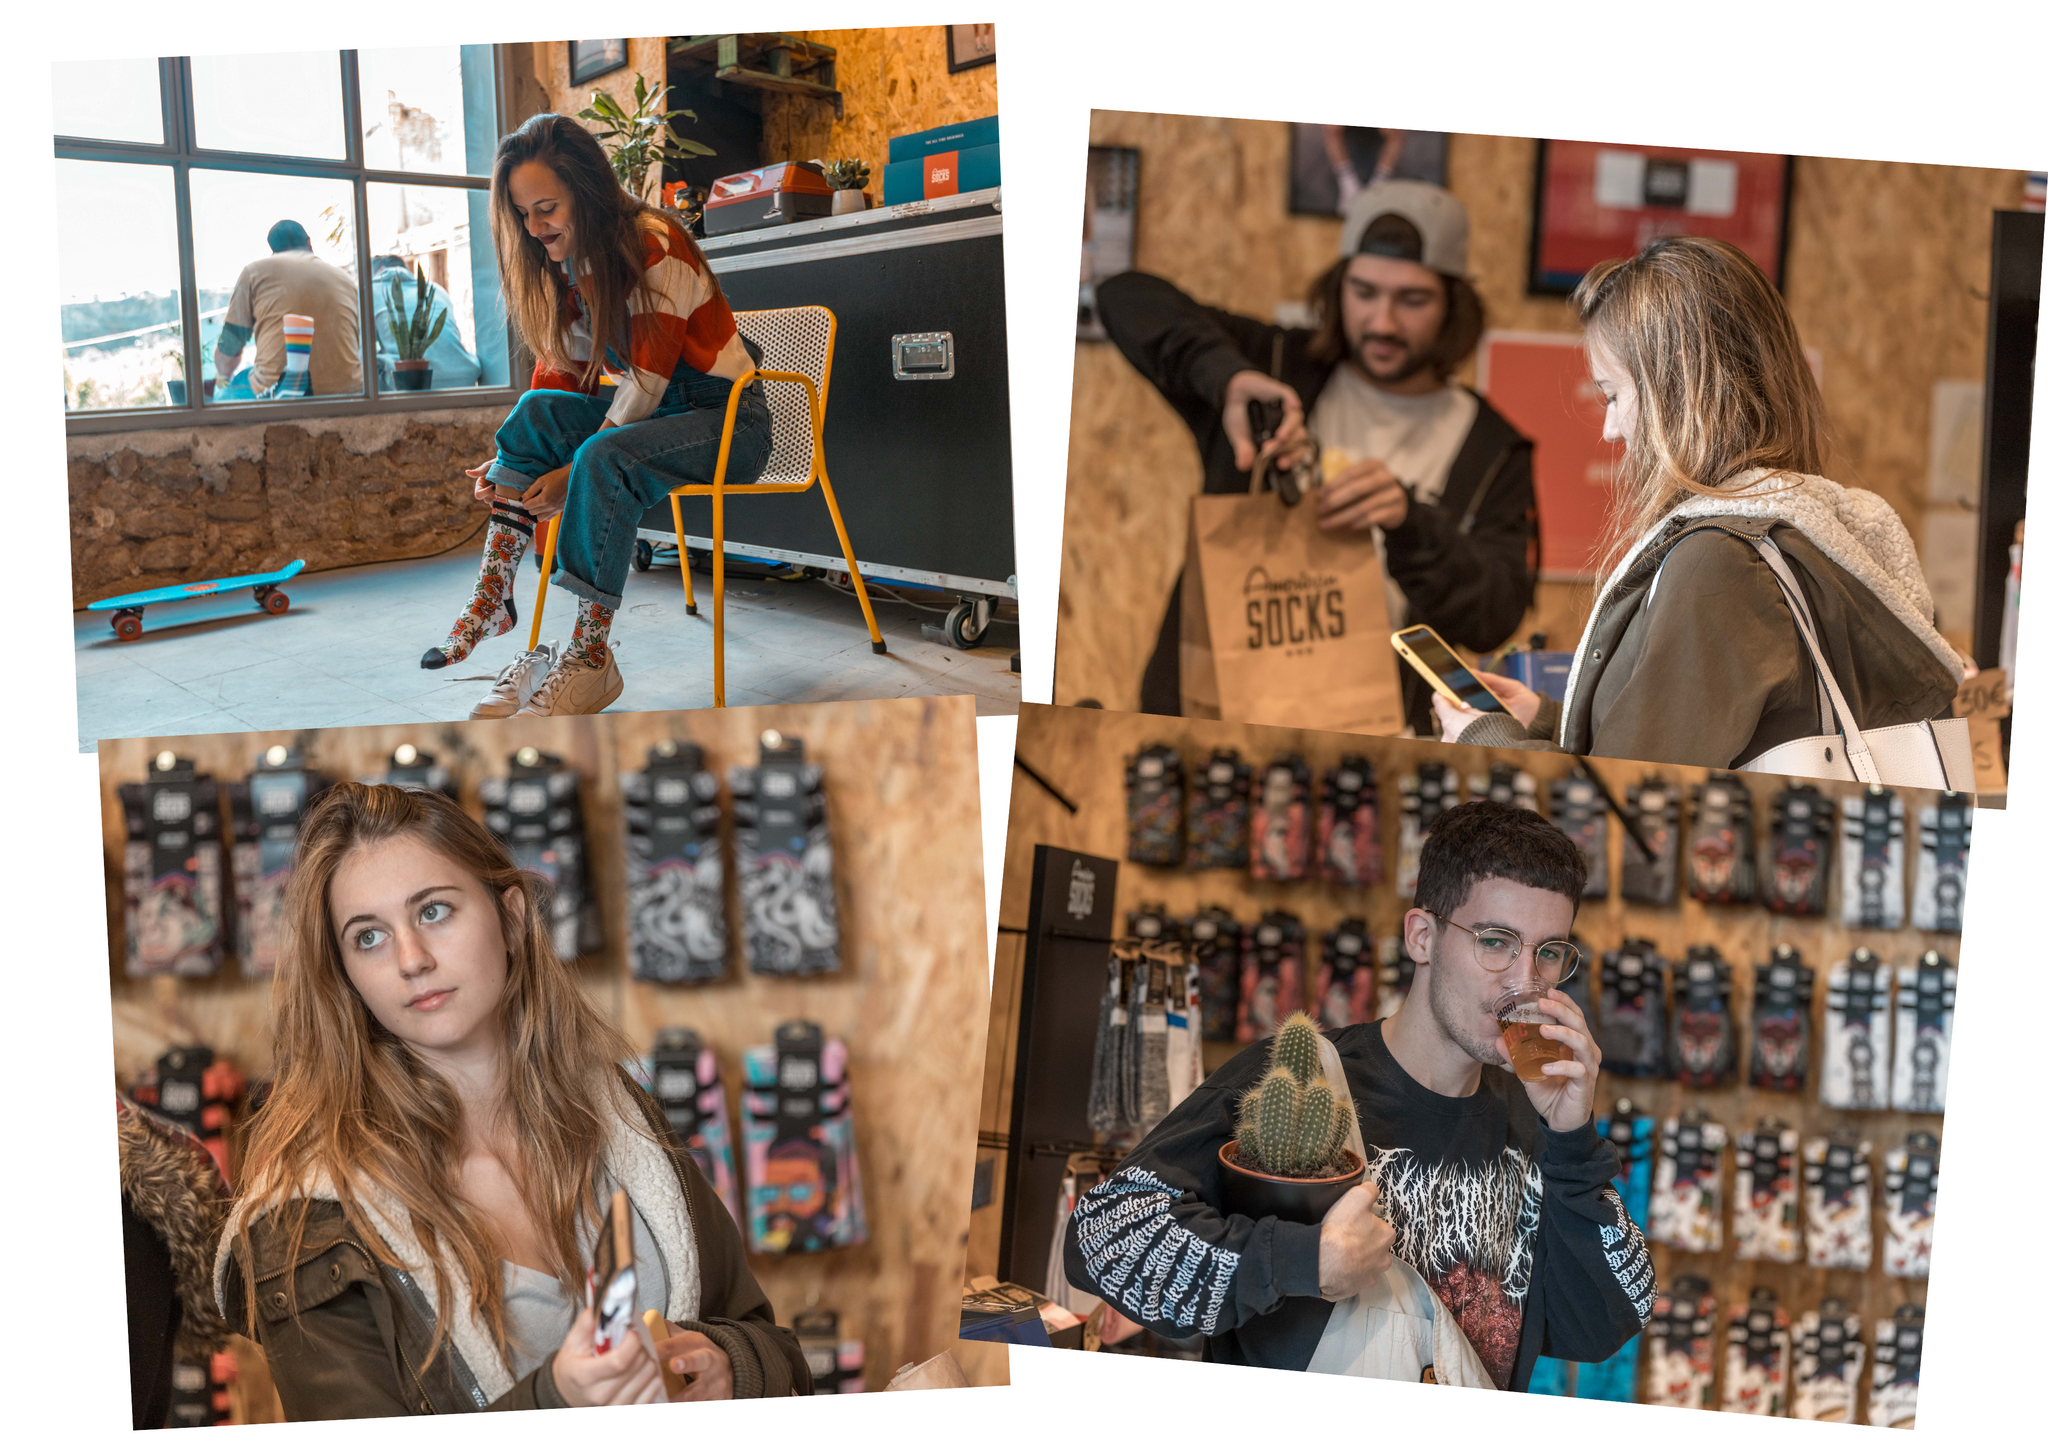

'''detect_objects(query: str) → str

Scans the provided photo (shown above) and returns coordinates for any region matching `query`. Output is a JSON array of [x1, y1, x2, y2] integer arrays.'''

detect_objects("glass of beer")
[[1493, 985, 1571, 1081]]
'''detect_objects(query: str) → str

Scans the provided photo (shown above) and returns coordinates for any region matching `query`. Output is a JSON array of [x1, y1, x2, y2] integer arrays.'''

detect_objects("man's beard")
[[1351, 332, 1433, 385], [1426, 958, 1509, 1068]]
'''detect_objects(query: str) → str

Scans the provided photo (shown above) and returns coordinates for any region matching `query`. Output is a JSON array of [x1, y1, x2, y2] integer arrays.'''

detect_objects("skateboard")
[[1185, 748, 1253, 869], [90, 559, 305, 641], [1187, 906, 1243, 1042], [728, 731, 840, 976], [647, 1027, 742, 1225], [1251, 754, 1313, 882], [1803, 1134, 1874, 1270], [741, 1022, 867, 1254], [1733, 1119, 1802, 1263], [1316, 755, 1382, 887], [1124, 744, 1186, 867], [623, 740, 728, 984], [1820, 950, 1892, 1110], [1315, 918, 1375, 1029], [119, 754, 228, 978]]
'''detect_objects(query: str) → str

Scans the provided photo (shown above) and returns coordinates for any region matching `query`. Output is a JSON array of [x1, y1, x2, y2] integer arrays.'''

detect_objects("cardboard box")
[[883, 143, 1000, 206], [886, 114, 999, 164]]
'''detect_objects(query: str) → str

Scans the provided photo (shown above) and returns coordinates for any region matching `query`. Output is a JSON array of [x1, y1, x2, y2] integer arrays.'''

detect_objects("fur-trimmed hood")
[[117, 1094, 233, 1358], [212, 1088, 702, 1405]]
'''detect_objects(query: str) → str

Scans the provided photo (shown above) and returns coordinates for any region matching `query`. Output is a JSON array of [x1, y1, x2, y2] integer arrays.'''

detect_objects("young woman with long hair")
[[214, 783, 808, 1418], [1433, 236, 1967, 775], [420, 112, 773, 718]]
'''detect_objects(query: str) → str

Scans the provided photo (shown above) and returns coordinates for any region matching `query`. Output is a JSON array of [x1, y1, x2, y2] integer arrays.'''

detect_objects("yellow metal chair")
[[525, 304, 884, 706]]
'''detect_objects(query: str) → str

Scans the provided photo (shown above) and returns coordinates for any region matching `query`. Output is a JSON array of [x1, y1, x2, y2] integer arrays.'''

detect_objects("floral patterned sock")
[[565, 595, 615, 669], [422, 506, 532, 669]]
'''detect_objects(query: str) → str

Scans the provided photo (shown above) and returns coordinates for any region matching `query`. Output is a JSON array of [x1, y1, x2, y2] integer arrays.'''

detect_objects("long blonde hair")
[[1573, 236, 1829, 583], [235, 782, 640, 1367]]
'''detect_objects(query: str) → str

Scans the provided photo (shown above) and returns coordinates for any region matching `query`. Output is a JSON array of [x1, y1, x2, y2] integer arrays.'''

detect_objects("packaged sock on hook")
[[730, 731, 840, 976], [1891, 952, 1956, 1113], [1686, 772, 1756, 905], [1619, 773, 1680, 904], [1840, 786, 1905, 929], [1764, 783, 1834, 916], [370, 741, 458, 798], [1802, 1134, 1873, 1270], [1723, 1288, 1791, 1416], [120, 753, 228, 977], [1596, 939, 1668, 1078], [226, 745, 329, 977], [1882, 1133, 1938, 1280], [1187, 906, 1243, 1042], [1869, 1306, 1924, 1429], [1669, 945, 1735, 1088], [1395, 761, 1459, 897], [1235, 910, 1304, 1041], [1548, 770, 1608, 898], [1644, 1276, 1717, 1408], [623, 740, 727, 984], [480, 747, 601, 962], [1649, 1112, 1725, 1253], [1316, 755, 1382, 886], [1185, 748, 1252, 869], [1250, 754, 1313, 882], [1750, 945, 1815, 1092], [1124, 743, 1185, 867], [647, 1027, 741, 1225], [1912, 794, 1970, 933], [1315, 919, 1374, 1028], [1820, 950, 1891, 1110], [1790, 1300, 1863, 1422], [741, 1022, 866, 1254], [1733, 1119, 1802, 1263]]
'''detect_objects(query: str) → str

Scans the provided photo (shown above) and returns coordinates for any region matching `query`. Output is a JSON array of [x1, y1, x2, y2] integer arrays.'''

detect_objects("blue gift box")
[[882, 143, 1001, 206], [1496, 649, 1575, 703], [886, 114, 999, 164]]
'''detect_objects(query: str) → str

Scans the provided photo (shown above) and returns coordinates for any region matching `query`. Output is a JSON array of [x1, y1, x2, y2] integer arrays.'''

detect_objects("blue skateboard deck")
[[90, 560, 305, 640]]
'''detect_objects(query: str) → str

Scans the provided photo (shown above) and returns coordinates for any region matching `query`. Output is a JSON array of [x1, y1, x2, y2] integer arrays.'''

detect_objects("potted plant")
[[385, 262, 447, 392], [577, 73, 716, 205], [823, 158, 871, 214], [1218, 1012, 1365, 1223]]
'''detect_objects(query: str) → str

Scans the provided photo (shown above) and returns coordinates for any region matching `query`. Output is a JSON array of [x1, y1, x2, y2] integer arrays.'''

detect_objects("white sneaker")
[[469, 641, 558, 719], [514, 644, 624, 716]]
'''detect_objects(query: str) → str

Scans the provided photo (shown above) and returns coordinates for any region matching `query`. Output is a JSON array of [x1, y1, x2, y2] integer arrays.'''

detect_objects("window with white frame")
[[55, 48, 516, 430]]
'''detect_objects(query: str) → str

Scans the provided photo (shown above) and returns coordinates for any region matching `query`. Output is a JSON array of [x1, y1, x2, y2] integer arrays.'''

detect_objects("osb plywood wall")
[[981, 703, 1960, 1408], [537, 39, 671, 144], [762, 28, 998, 176], [1057, 112, 2030, 709], [102, 697, 988, 1393]]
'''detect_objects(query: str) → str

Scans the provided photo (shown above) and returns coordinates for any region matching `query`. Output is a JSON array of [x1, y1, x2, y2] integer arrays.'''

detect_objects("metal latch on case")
[[892, 331, 954, 380]]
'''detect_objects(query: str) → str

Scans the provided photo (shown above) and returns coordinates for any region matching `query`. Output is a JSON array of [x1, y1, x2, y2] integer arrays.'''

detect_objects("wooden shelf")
[[669, 33, 843, 119]]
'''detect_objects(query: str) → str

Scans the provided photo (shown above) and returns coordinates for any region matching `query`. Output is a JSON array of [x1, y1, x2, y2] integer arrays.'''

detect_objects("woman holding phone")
[[1432, 236, 1968, 779], [419, 112, 772, 718], [217, 783, 809, 1418]]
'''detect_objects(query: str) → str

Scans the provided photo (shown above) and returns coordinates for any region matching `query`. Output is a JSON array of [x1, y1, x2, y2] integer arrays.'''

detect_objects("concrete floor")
[[74, 543, 1020, 751]]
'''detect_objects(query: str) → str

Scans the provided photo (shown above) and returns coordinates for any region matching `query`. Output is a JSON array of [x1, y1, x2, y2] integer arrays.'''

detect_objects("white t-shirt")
[[1306, 363, 1478, 631]]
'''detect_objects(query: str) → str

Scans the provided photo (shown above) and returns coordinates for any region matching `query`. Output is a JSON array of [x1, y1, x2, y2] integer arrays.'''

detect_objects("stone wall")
[[68, 407, 500, 607]]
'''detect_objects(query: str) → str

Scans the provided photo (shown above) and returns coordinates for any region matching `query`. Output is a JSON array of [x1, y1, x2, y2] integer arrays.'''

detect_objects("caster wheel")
[[943, 602, 987, 650], [113, 610, 144, 642], [633, 539, 654, 572], [261, 590, 290, 616]]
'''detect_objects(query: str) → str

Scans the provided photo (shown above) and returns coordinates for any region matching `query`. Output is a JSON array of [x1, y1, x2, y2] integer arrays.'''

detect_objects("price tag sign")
[[1953, 667, 2009, 720], [1969, 716, 2008, 795]]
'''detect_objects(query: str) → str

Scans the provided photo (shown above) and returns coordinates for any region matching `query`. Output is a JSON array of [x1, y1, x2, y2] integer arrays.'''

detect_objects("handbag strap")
[[1750, 534, 1878, 783]]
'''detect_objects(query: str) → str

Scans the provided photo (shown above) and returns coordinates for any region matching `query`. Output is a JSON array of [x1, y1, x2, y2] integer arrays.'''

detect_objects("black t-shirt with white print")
[[1063, 1019, 1654, 1389]]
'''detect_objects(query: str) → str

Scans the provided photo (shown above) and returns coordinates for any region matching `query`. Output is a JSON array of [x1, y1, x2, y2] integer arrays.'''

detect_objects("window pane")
[[58, 160, 183, 411], [190, 51, 345, 158], [357, 45, 497, 176], [190, 170, 363, 401], [366, 181, 507, 390], [52, 57, 164, 144]]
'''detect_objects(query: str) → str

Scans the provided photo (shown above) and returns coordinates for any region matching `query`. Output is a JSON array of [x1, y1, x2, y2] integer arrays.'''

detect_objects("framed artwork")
[[1287, 124, 1449, 217], [569, 40, 629, 87], [947, 25, 996, 73], [1528, 139, 1793, 295], [1079, 146, 1139, 341]]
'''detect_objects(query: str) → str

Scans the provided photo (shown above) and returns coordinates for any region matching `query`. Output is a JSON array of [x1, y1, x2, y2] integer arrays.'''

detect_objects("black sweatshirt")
[[1093, 271, 1540, 735], [1062, 1020, 1655, 1390]]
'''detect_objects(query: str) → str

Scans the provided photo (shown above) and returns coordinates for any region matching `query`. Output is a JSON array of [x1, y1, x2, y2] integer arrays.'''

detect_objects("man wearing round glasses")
[[1064, 799, 1655, 1390]]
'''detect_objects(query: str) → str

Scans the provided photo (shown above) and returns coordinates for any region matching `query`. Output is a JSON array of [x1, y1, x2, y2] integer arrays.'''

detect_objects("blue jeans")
[[484, 370, 772, 609]]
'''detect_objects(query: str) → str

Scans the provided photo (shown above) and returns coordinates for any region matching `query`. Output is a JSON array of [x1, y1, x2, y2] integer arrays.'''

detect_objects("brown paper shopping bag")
[[1178, 490, 1404, 734]]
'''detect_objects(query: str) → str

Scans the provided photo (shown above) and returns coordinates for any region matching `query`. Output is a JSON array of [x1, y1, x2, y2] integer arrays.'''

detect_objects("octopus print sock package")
[[622, 740, 727, 984], [730, 731, 840, 976]]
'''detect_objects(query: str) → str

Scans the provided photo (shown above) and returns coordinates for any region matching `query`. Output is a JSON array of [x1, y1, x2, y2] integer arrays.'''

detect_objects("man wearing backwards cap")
[[1096, 179, 1538, 735]]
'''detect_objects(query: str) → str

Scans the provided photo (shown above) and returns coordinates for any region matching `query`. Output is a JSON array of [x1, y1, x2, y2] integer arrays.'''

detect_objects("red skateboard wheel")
[[262, 590, 290, 616], [113, 612, 143, 641]]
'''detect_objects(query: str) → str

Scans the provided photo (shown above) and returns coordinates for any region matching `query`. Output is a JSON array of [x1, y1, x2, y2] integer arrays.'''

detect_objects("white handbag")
[[1734, 536, 1974, 793]]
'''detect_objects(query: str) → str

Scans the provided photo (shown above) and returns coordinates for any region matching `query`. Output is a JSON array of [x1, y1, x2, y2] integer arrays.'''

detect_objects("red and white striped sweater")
[[531, 211, 751, 426]]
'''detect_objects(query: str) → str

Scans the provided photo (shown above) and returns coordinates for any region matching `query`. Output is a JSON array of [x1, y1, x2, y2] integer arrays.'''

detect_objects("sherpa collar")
[[1558, 469, 1967, 729], [213, 1091, 701, 1405]]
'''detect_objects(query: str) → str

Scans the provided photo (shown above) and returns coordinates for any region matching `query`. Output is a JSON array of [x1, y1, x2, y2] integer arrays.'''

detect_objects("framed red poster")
[[1528, 139, 1792, 296], [1475, 331, 1612, 580]]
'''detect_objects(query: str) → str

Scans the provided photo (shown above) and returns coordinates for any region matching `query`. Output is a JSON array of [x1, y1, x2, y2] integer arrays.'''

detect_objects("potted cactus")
[[1218, 1012, 1365, 1223], [384, 262, 447, 392], [823, 157, 871, 214]]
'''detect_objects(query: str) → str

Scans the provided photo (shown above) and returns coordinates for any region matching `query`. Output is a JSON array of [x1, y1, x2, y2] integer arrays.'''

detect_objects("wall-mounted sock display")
[[1551, 1100, 1653, 1402], [792, 1308, 865, 1394], [1315, 919, 1375, 1029], [1650, 1111, 1725, 1252], [1125, 904, 1179, 944], [1394, 761, 1459, 896], [374, 741, 457, 798], [1869, 1305, 1924, 1429], [1733, 1119, 1802, 1263], [1840, 786, 1905, 930], [1374, 929, 1418, 1020], [1790, 1299, 1864, 1422], [1687, 772, 1756, 905], [647, 1026, 741, 1225], [1802, 1134, 1873, 1270], [741, 1021, 866, 1254], [1468, 762, 1539, 812], [1882, 1132, 1938, 1280], [1645, 1275, 1717, 1408], [1764, 783, 1834, 917], [1911, 793, 1970, 933], [1750, 945, 1815, 1091], [730, 731, 840, 976], [1723, 1287, 1791, 1416], [1235, 911, 1305, 1041], [480, 747, 601, 962], [1597, 939, 1668, 1077], [1124, 743, 1185, 867], [1185, 748, 1252, 869], [1187, 906, 1243, 1041], [129, 1043, 245, 1183], [1085, 949, 1133, 1136], [1549, 769, 1608, 897], [1251, 753, 1313, 882], [119, 753, 228, 977], [226, 745, 329, 978], [1316, 755, 1382, 886], [1670, 944, 1735, 1087], [1620, 773, 1680, 905], [1820, 950, 1891, 1110], [622, 740, 727, 984], [1891, 952, 1956, 1113]]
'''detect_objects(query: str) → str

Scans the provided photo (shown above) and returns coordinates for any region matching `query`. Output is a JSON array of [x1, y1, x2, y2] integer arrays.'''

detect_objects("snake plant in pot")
[[1218, 1012, 1364, 1223], [384, 262, 447, 392]]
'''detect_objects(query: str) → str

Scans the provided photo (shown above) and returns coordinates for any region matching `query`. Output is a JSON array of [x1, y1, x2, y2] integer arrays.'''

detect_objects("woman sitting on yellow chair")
[[421, 112, 772, 717]]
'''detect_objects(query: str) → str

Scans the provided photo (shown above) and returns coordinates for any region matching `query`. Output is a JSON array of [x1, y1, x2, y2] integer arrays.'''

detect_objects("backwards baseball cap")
[[1339, 180, 1470, 280]]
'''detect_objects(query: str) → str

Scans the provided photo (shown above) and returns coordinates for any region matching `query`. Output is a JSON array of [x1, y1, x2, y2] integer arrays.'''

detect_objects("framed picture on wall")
[[569, 40, 629, 86], [1079, 146, 1139, 341], [1288, 124, 1450, 217], [947, 24, 996, 73], [1528, 139, 1793, 295]]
